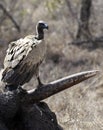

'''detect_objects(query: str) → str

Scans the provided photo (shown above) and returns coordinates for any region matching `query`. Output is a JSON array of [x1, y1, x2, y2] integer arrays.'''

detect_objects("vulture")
[[2, 21, 48, 90]]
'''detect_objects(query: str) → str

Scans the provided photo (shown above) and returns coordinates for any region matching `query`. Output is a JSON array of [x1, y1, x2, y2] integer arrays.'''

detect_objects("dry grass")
[[0, 0, 103, 129]]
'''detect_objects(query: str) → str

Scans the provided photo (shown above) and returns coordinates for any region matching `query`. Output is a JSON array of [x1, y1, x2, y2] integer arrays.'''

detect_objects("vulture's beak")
[[44, 23, 49, 30]]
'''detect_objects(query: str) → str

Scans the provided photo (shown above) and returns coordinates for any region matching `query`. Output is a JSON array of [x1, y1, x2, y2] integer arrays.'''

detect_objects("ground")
[[0, 0, 103, 129]]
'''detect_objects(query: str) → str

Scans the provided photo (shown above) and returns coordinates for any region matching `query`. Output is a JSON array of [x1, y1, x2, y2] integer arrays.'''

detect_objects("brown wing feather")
[[4, 35, 39, 69], [2, 35, 43, 85]]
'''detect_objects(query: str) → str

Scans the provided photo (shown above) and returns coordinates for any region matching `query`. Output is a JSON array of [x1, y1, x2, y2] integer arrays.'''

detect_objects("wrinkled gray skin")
[[0, 90, 63, 130]]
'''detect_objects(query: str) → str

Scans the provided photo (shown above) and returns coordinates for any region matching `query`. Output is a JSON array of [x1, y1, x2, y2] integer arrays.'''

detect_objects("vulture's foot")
[[37, 77, 44, 88]]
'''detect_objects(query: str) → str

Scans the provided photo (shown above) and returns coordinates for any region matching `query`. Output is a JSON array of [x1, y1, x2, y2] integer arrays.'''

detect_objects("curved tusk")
[[23, 70, 99, 104]]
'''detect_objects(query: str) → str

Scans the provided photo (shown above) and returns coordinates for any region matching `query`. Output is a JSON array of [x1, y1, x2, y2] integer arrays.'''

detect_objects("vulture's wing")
[[4, 35, 41, 69]]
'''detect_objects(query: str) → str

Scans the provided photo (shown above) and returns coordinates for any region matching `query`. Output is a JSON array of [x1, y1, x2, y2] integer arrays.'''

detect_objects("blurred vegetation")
[[45, 0, 63, 15], [0, 0, 103, 130]]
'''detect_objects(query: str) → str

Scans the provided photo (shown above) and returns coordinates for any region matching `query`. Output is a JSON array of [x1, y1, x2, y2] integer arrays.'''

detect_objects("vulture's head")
[[36, 21, 48, 40], [37, 21, 48, 31]]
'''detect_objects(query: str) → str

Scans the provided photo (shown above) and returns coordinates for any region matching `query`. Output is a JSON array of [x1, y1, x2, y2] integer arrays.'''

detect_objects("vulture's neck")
[[36, 28, 44, 40]]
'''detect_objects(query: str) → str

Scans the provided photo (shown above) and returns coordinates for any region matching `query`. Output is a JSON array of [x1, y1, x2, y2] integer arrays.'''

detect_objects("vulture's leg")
[[36, 67, 44, 88], [37, 76, 43, 87]]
